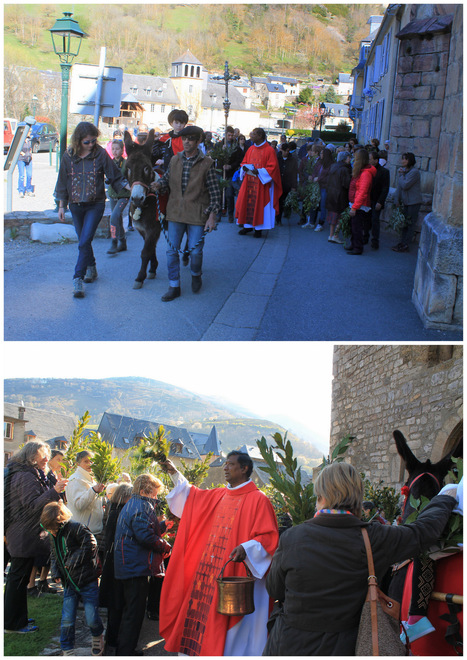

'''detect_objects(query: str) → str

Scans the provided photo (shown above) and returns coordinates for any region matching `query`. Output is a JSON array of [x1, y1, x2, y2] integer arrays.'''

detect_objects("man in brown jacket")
[[153, 126, 221, 302]]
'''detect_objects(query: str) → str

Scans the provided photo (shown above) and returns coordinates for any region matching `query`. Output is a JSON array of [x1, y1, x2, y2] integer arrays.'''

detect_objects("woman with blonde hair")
[[54, 121, 130, 298], [263, 462, 459, 656], [346, 148, 376, 255]]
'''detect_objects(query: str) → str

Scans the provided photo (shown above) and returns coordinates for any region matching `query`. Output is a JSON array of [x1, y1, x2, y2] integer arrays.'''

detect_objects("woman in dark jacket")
[[325, 151, 351, 243], [313, 147, 334, 232], [263, 462, 458, 656], [54, 121, 130, 299], [98, 483, 132, 653], [393, 151, 423, 253], [4, 441, 67, 633]]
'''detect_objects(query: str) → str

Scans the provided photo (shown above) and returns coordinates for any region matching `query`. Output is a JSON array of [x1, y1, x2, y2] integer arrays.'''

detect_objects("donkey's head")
[[124, 129, 155, 208], [394, 430, 454, 521]]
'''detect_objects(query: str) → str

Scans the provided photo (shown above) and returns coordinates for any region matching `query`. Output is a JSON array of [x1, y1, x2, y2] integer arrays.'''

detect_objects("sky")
[[3, 341, 335, 452]]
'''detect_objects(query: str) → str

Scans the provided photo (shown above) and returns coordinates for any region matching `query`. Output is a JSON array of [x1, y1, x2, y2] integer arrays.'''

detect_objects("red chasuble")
[[235, 143, 282, 227], [159, 481, 278, 656]]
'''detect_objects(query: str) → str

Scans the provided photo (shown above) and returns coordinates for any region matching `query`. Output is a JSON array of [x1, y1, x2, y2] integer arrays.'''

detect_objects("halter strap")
[[402, 471, 441, 517]]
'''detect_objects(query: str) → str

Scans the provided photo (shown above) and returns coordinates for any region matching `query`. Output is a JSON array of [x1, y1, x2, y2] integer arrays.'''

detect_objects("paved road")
[[4, 153, 462, 341]]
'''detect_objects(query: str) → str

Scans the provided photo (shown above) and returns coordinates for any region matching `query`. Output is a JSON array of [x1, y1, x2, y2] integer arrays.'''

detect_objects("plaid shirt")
[[158, 149, 221, 216]]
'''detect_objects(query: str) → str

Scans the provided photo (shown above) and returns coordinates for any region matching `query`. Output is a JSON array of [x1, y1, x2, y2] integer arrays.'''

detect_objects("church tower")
[[170, 50, 206, 122]]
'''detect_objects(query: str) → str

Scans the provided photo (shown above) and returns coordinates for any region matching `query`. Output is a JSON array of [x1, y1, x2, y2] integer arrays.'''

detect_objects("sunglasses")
[[82, 138, 97, 145], [182, 136, 198, 142]]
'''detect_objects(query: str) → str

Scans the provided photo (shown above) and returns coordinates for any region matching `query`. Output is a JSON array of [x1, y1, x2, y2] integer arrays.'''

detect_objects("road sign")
[[69, 62, 123, 117]]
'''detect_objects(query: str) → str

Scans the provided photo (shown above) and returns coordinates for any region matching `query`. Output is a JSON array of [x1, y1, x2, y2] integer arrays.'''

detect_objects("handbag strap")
[[361, 527, 380, 656]]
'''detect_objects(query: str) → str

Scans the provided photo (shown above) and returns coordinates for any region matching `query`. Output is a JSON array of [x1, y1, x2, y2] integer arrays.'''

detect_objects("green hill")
[[4, 377, 323, 469], [4, 4, 384, 79]]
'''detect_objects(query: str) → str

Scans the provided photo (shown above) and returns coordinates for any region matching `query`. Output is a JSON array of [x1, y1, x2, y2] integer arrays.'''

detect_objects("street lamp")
[[32, 94, 39, 118], [319, 102, 328, 137], [49, 11, 86, 161]]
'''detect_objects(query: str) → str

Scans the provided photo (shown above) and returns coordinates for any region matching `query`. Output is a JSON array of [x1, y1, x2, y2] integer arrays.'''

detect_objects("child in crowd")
[[40, 501, 104, 656], [151, 109, 188, 171], [107, 140, 130, 255]]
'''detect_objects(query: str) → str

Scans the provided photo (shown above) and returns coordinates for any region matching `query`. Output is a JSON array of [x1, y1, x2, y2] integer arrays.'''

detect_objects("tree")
[[61, 411, 91, 478], [297, 87, 314, 104], [179, 452, 214, 487], [319, 86, 339, 104], [256, 433, 316, 525], [87, 431, 125, 485]]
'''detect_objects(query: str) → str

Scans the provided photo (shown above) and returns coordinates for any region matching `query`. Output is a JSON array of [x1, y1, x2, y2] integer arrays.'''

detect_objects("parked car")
[[3, 118, 18, 153], [18, 122, 59, 153]]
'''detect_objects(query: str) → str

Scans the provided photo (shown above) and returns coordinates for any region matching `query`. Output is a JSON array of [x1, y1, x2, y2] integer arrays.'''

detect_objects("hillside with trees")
[[5, 4, 384, 78], [4, 377, 324, 469]]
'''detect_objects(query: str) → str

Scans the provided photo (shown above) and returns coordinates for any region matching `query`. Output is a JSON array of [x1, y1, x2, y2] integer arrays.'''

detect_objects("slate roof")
[[396, 14, 453, 40], [189, 426, 222, 456], [172, 50, 203, 65], [122, 73, 180, 104], [321, 103, 349, 117], [338, 73, 353, 84], [266, 83, 286, 93], [4, 402, 76, 444], [269, 75, 298, 84], [97, 412, 201, 460], [202, 81, 249, 111]]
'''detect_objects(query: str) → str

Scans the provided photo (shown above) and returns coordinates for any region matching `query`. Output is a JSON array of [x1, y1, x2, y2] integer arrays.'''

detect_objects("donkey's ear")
[[145, 129, 155, 153], [124, 131, 134, 153], [393, 430, 421, 473]]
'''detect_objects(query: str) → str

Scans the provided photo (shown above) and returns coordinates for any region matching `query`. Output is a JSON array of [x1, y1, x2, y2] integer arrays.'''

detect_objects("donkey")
[[387, 430, 462, 655], [123, 129, 166, 289]]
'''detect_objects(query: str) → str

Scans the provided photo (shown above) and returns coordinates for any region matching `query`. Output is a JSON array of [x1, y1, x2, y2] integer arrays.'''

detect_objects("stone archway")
[[431, 418, 463, 462]]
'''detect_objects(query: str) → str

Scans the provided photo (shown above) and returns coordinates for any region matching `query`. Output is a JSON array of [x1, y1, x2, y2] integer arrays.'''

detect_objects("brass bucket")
[[216, 559, 255, 616]]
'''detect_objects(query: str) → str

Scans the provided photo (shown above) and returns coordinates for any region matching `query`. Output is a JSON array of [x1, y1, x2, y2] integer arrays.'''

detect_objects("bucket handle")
[[218, 558, 253, 581]]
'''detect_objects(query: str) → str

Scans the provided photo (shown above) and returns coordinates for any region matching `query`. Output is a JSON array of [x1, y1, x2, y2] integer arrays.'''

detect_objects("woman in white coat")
[[65, 451, 105, 534]]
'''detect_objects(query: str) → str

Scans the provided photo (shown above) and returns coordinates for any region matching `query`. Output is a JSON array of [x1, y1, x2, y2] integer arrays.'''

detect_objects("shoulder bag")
[[355, 527, 407, 655]]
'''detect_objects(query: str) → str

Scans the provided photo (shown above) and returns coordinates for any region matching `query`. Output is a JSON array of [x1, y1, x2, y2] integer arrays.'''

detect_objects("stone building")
[[330, 345, 463, 489]]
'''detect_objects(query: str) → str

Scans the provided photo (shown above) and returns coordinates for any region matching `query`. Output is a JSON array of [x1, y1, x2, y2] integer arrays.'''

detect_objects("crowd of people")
[[53, 108, 421, 299], [4, 439, 462, 657]]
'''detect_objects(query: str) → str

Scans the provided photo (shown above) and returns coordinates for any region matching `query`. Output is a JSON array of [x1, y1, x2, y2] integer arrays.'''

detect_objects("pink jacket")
[[350, 165, 376, 210]]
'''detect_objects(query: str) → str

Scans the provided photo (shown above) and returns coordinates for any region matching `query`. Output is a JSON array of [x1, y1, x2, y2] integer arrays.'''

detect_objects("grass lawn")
[[4, 592, 63, 656]]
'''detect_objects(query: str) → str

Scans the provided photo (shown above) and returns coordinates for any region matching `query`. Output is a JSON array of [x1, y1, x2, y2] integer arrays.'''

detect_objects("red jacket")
[[349, 165, 376, 210]]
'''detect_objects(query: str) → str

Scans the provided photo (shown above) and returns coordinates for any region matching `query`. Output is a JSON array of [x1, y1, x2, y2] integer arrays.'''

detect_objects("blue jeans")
[[69, 202, 106, 280], [60, 581, 103, 651], [166, 222, 205, 287], [110, 198, 129, 239], [319, 188, 327, 224], [17, 160, 33, 193]]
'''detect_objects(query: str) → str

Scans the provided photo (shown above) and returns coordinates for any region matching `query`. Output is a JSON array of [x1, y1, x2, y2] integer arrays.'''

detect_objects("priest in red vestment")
[[159, 451, 279, 656], [235, 127, 282, 238]]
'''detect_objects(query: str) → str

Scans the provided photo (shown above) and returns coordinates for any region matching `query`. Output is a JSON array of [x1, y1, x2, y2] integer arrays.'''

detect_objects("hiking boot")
[[84, 265, 98, 283], [107, 239, 118, 254], [161, 286, 181, 302], [91, 634, 104, 656], [117, 238, 127, 252], [73, 278, 85, 298], [62, 649, 75, 656], [238, 228, 253, 235], [191, 275, 202, 293], [27, 586, 40, 597]]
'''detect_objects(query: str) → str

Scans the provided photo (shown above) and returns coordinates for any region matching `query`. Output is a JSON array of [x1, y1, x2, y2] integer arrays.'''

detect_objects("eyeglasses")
[[82, 138, 97, 145], [182, 136, 198, 142]]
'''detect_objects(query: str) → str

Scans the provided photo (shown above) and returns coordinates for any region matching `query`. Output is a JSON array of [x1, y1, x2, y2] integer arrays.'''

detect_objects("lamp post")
[[49, 11, 86, 161], [319, 102, 328, 137], [212, 61, 240, 138], [32, 94, 39, 119]]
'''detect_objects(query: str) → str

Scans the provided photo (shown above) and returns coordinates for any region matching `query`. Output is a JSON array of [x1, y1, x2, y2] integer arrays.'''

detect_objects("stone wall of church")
[[330, 345, 463, 488]]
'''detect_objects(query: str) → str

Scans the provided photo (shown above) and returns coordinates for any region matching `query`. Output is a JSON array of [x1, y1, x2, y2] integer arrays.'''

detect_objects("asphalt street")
[[4, 216, 462, 342], [4, 152, 462, 341]]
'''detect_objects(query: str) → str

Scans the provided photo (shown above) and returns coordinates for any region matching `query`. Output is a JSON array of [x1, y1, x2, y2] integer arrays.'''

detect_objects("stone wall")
[[330, 345, 463, 488], [412, 5, 463, 330]]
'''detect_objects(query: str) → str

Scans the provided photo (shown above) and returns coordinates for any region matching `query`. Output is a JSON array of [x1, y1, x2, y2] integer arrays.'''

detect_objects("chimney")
[[18, 401, 25, 420]]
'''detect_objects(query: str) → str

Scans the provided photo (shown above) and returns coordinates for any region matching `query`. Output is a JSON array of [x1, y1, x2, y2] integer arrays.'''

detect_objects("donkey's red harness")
[[401, 471, 441, 517]]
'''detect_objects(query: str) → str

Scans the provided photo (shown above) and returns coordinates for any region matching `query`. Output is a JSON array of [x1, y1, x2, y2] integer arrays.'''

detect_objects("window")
[[184, 65, 188, 76], [171, 106, 175, 112], [189, 85, 193, 93], [157, 89, 163, 97], [123, 438, 129, 444], [146, 88, 151, 97], [161, 105, 165, 113], [196, 66, 200, 77], [4, 422, 13, 440], [190, 66, 194, 77], [150, 104, 155, 112]]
